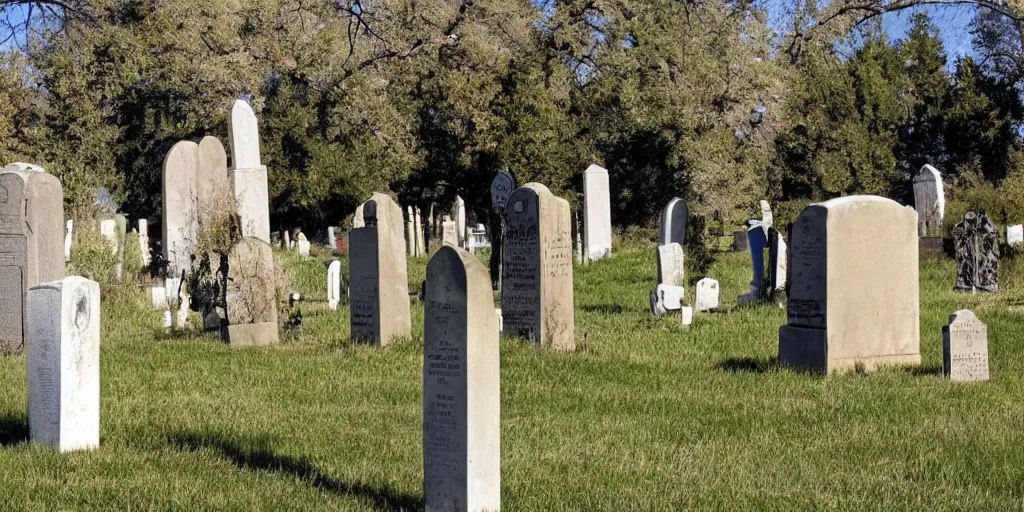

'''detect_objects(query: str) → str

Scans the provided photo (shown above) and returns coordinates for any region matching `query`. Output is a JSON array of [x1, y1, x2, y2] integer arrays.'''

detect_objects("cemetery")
[[1, 1, 1024, 510]]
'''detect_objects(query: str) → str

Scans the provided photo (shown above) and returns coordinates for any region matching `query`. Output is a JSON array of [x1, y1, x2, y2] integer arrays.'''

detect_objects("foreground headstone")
[[349, 193, 411, 345], [778, 196, 920, 374], [954, 211, 999, 293], [583, 164, 612, 261], [1007, 224, 1023, 246], [501, 183, 575, 349], [942, 310, 989, 382], [694, 278, 719, 312], [423, 246, 500, 512], [327, 260, 342, 311], [225, 238, 279, 346], [649, 284, 685, 316], [227, 100, 271, 243], [0, 164, 65, 354], [162, 140, 199, 277], [913, 164, 945, 236], [27, 276, 100, 452], [657, 243, 685, 287], [659, 198, 689, 246]]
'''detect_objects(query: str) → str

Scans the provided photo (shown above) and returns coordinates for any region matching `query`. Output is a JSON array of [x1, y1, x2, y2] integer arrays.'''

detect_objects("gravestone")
[[353, 203, 365, 229], [162, 140, 199, 278], [198, 136, 233, 233], [296, 232, 311, 258], [490, 171, 515, 290], [769, 228, 787, 293], [0, 164, 65, 354], [760, 200, 773, 230], [327, 227, 337, 251], [227, 100, 271, 243], [490, 171, 515, 213], [138, 219, 151, 267], [659, 198, 689, 246], [442, 217, 458, 246], [681, 306, 693, 326], [695, 278, 719, 312], [656, 243, 685, 287], [27, 276, 100, 452], [913, 164, 945, 236], [583, 164, 612, 261], [100, 219, 117, 254], [414, 206, 425, 256], [423, 246, 500, 512], [501, 183, 575, 350], [327, 260, 342, 311], [737, 220, 768, 303], [1007, 224, 1023, 246], [281, 229, 291, 249], [225, 238, 279, 346], [942, 310, 989, 382], [406, 206, 416, 257], [64, 219, 72, 262], [778, 196, 920, 374], [349, 193, 411, 345], [452, 195, 466, 248], [954, 211, 999, 293], [151, 276, 167, 309], [649, 284, 685, 317], [114, 214, 127, 280]]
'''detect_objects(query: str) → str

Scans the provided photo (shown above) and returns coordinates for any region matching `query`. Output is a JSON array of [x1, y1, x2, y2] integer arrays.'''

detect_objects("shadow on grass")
[[0, 411, 29, 446], [581, 304, 624, 314], [167, 430, 423, 512], [717, 357, 778, 374], [901, 364, 943, 377]]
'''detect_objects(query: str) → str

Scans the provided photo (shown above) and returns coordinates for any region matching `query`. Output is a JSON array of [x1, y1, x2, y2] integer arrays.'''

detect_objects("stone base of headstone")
[[228, 322, 279, 347], [780, 325, 921, 374]]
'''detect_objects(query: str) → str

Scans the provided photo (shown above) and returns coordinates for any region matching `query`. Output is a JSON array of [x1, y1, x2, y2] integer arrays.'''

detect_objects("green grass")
[[1, 244, 1023, 510]]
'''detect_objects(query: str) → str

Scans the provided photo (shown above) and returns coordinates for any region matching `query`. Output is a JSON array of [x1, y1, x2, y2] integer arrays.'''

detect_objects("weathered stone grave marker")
[[227, 100, 270, 243], [695, 278, 719, 312], [659, 197, 688, 246], [913, 164, 945, 236], [657, 243, 685, 287], [583, 164, 612, 261], [954, 211, 999, 293], [942, 309, 988, 382], [162, 140, 199, 278], [350, 193, 411, 345], [327, 260, 342, 311], [225, 238, 279, 346]]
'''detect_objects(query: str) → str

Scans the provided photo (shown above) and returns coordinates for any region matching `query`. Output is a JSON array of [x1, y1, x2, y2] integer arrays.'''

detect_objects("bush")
[[70, 229, 119, 289]]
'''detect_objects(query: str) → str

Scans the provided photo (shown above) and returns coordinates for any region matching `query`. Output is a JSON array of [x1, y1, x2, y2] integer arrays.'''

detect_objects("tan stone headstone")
[[423, 246, 500, 511], [226, 237, 279, 346], [198, 136, 233, 233], [657, 243, 684, 287], [778, 196, 920, 374], [162, 140, 199, 277], [501, 183, 575, 350], [349, 193, 411, 345], [0, 164, 65, 354], [943, 310, 989, 382], [228, 100, 271, 243]]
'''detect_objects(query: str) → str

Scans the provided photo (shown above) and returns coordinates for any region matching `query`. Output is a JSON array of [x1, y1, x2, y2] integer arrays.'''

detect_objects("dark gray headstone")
[[659, 198, 689, 246], [954, 211, 999, 293]]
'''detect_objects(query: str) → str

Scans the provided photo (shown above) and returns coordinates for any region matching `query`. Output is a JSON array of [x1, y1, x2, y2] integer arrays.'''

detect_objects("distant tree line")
[[0, 0, 1022, 232]]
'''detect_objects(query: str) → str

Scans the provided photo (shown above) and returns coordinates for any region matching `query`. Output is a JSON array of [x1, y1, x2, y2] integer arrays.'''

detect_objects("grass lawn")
[[0, 242, 1022, 510]]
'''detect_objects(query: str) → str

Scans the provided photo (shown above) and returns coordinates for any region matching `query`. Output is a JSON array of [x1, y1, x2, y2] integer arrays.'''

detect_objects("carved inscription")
[[787, 209, 827, 328], [502, 195, 540, 338], [349, 228, 380, 341], [944, 311, 989, 382]]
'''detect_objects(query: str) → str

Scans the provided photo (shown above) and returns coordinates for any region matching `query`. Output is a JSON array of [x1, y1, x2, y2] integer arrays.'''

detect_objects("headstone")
[[501, 183, 575, 349], [649, 284, 685, 316], [769, 228, 787, 293], [737, 220, 768, 303], [681, 306, 693, 326], [281, 229, 291, 249], [659, 198, 689, 246], [114, 214, 127, 280], [138, 219, 151, 267], [0, 164, 65, 354], [327, 227, 337, 251], [99, 219, 117, 254], [327, 260, 342, 311], [64, 220, 72, 262], [442, 217, 458, 247], [452, 195, 466, 247], [151, 276, 167, 309], [423, 246, 500, 512], [1007, 224, 1023, 246], [954, 211, 999, 293], [575, 214, 583, 264], [583, 164, 612, 261], [490, 171, 515, 213], [406, 206, 416, 257], [759, 200, 773, 230], [225, 238, 279, 346], [778, 196, 920, 374], [656, 243, 685, 287], [296, 232, 311, 258], [353, 203, 365, 229], [27, 276, 100, 452], [227, 100, 271, 243], [414, 207, 425, 256], [942, 310, 989, 382], [197, 136, 233, 234], [913, 164, 945, 236], [349, 193, 411, 345], [162, 140, 199, 278], [694, 278, 719, 312]]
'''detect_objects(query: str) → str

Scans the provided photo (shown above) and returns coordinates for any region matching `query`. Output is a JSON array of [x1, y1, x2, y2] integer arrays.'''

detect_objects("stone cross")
[[583, 164, 612, 261], [0, 164, 65, 355], [27, 276, 100, 452], [349, 193, 411, 345], [227, 100, 271, 243], [779, 195, 920, 374], [695, 278, 719, 312], [659, 197, 689, 246], [423, 246, 500, 512], [954, 211, 999, 293], [501, 183, 575, 350], [225, 238, 279, 346], [913, 164, 945, 236], [657, 243, 685, 287], [942, 309, 989, 382], [327, 260, 342, 311]]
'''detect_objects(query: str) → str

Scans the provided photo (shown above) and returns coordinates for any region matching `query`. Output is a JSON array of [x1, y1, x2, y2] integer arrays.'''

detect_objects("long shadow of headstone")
[[167, 430, 423, 512], [0, 412, 28, 446], [716, 357, 778, 374]]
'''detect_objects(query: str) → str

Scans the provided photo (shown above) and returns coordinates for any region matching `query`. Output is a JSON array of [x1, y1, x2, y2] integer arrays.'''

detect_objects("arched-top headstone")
[[349, 192, 411, 345], [452, 195, 466, 246], [913, 164, 945, 236], [228, 100, 262, 170], [162, 140, 199, 277], [659, 198, 689, 246], [583, 164, 612, 261], [198, 136, 232, 230], [227, 100, 270, 243], [501, 183, 575, 350], [490, 171, 515, 214], [779, 195, 920, 374]]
